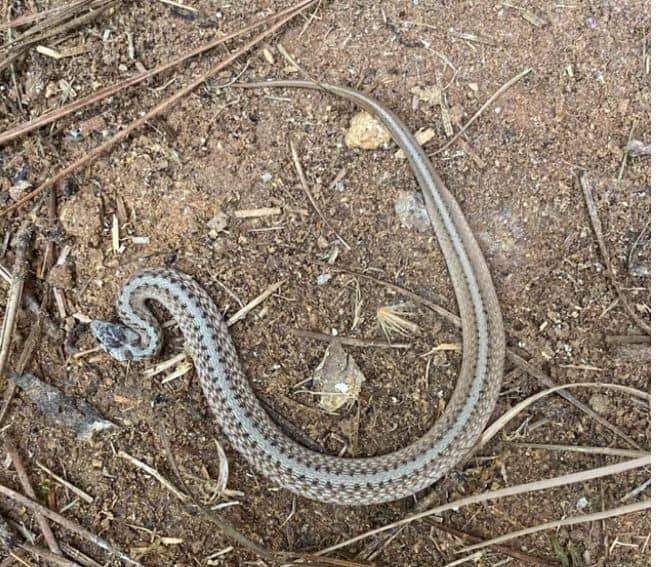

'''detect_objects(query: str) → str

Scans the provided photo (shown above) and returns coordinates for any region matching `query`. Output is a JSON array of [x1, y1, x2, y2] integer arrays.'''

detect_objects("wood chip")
[[234, 207, 281, 218], [394, 128, 435, 159]]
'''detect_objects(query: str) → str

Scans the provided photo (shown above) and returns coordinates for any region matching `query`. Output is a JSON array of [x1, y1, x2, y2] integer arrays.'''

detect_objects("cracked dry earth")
[[0, 1, 651, 566]]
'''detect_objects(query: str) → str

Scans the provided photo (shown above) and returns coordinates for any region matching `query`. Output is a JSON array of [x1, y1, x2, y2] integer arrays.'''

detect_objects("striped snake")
[[91, 81, 505, 505]]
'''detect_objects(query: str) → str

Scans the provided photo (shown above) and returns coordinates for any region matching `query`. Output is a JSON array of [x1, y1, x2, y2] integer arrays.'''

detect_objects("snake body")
[[91, 81, 505, 505]]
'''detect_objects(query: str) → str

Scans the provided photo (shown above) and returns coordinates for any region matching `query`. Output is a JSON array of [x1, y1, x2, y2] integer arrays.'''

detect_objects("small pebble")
[[395, 191, 431, 232], [9, 179, 32, 202], [345, 111, 391, 149], [317, 273, 332, 285]]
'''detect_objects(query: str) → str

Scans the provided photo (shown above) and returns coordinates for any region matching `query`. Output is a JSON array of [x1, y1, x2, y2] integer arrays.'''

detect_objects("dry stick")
[[333, 267, 642, 450], [473, 382, 649, 452], [0, 0, 316, 146], [317, 456, 649, 556], [425, 520, 558, 567], [0, 0, 117, 73], [383, 381, 647, 555], [118, 451, 189, 502], [4, 438, 62, 556], [0, 276, 50, 429], [0, 226, 32, 373], [459, 500, 650, 554], [6, 0, 111, 42], [579, 173, 650, 334], [290, 141, 351, 250], [0, 260, 59, 339], [0, 481, 140, 565], [0, 0, 318, 218], [19, 544, 81, 567], [227, 280, 284, 326], [126, 437, 277, 562], [291, 328, 410, 349], [3, 0, 93, 29], [617, 120, 637, 181], [429, 67, 533, 156], [35, 462, 94, 504], [503, 351, 640, 449], [0, 226, 33, 427], [511, 442, 649, 459], [605, 334, 650, 346]]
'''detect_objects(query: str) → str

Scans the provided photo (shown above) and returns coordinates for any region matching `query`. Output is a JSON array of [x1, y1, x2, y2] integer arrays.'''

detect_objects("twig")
[[511, 442, 649, 459], [619, 478, 650, 502], [0, 0, 315, 146], [0, 1, 117, 73], [0, 290, 50, 428], [291, 328, 410, 349], [297, 0, 322, 37], [579, 173, 650, 334], [0, 0, 318, 216], [20, 544, 81, 567], [474, 382, 649, 452], [0, 226, 33, 427], [505, 351, 641, 449], [290, 141, 351, 250], [0, 480, 140, 565], [4, 437, 62, 556], [317, 456, 649, 556], [0, 226, 32, 374], [617, 120, 637, 181], [459, 500, 649, 553], [155, 428, 278, 562], [425, 520, 558, 567], [3, 0, 93, 29], [335, 267, 643, 449], [118, 451, 189, 502], [227, 280, 284, 326], [605, 333, 650, 345], [156, 0, 198, 13], [429, 68, 533, 155], [35, 462, 94, 504]]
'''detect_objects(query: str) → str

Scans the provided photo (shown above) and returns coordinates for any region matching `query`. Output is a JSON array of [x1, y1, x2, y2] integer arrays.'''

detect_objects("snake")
[[91, 80, 505, 505]]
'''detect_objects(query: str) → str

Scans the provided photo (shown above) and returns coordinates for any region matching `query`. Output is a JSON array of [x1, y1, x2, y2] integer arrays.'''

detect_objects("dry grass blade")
[[0, 0, 316, 146], [118, 451, 189, 502], [460, 500, 649, 553], [226, 280, 284, 326], [429, 67, 533, 155], [290, 141, 351, 250], [317, 456, 649, 556], [426, 520, 557, 567], [1, 0, 318, 216], [511, 442, 649, 459], [376, 304, 419, 340], [475, 381, 648, 451]]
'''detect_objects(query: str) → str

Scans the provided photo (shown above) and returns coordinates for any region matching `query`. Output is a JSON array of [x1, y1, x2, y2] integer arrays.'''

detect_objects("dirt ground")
[[0, 1, 651, 566]]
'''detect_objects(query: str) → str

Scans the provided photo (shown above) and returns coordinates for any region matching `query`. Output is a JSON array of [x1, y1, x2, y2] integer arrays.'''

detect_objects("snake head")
[[90, 320, 143, 361]]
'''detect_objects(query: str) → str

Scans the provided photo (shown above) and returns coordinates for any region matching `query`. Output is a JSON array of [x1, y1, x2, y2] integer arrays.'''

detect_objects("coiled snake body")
[[91, 81, 505, 505]]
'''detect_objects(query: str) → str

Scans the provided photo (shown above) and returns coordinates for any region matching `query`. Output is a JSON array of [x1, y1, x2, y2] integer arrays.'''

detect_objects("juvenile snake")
[[91, 81, 505, 505]]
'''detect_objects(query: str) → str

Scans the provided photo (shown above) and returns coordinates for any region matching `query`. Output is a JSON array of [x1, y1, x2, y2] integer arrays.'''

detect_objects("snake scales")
[[91, 81, 505, 505]]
